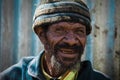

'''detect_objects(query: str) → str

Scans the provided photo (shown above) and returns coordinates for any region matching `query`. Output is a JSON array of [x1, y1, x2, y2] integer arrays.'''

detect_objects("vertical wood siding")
[[0, 0, 119, 80], [114, 0, 120, 80]]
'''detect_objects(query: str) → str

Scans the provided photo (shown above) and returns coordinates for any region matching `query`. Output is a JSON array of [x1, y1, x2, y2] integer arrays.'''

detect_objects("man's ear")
[[34, 27, 47, 44]]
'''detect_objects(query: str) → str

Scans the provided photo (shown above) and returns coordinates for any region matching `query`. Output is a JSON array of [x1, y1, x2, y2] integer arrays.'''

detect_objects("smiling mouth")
[[60, 48, 76, 53], [59, 48, 79, 58], [55, 48, 80, 66]]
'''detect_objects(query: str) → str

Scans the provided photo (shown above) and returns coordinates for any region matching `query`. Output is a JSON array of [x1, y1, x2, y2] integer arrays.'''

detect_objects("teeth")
[[61, 49, 74, 53]]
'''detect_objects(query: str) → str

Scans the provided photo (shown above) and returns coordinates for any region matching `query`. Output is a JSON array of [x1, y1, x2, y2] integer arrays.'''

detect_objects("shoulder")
[[0, 56, 34, 80], [79, 61, 111, 80], [92, 69, 111, 80]]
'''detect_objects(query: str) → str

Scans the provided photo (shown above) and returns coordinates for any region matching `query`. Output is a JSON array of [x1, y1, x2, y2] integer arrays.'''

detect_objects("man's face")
[[42, 22, 86, 67]]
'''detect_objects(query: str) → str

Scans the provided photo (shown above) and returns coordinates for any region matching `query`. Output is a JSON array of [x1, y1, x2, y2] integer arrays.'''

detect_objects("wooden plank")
[[92, 0, 114, 79], [0, 0, 14, 72], [18, 0, 33, 59], [0, 0, 3, 72], [114, 0, 120, 80]]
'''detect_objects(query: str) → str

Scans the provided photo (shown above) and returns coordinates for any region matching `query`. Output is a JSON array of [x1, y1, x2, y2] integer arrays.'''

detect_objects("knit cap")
[[33, 0, 92, 35]]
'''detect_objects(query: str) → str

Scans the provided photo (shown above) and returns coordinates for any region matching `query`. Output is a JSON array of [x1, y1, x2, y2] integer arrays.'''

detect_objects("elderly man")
[[0, 0, 110, 80]]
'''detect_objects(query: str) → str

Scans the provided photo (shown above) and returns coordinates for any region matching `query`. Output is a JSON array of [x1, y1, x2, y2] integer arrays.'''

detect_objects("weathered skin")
[[36, 22, 86, 77]]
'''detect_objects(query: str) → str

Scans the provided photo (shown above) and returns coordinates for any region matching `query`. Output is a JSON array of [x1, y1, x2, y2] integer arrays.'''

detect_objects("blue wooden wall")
[[0, 0, 120, 80]]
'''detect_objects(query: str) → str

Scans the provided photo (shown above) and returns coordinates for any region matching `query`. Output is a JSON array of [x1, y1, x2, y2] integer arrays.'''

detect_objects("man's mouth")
[[54, 48, 80, 67], [58, 48, 79, 59], [60, 48, 75, 53], [54, 43, 83, 66]]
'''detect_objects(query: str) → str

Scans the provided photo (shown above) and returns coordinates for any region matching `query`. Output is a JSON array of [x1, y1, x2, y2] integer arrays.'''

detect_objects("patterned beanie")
[[33, 0, 92, 35]]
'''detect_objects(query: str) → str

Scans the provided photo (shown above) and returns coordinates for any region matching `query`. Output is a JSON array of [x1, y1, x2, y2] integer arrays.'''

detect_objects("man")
[[0, 0, 110, 80]]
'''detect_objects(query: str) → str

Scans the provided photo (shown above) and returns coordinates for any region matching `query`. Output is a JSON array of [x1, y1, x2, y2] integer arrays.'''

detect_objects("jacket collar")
[[77, 60, 93, 79], [27, 50, 46, 80], [27, 50, 93, 80]]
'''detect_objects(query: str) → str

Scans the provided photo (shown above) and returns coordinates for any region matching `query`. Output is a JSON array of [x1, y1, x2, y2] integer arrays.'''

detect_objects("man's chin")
[[61, 62, 76, 68], [56, 56, 80, 68], [55, 53, 80, 67]]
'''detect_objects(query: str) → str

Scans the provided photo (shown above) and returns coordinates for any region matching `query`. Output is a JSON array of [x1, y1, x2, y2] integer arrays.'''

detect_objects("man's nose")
[[63, 33, 78, 46]]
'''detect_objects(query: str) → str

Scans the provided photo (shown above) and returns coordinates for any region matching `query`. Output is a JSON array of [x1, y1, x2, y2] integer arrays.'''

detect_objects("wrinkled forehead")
[[48, 22, 86, 30]]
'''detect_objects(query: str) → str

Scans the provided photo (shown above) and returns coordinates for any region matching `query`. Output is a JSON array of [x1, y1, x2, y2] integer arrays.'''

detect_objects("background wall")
[[0, 0, 120, 80]]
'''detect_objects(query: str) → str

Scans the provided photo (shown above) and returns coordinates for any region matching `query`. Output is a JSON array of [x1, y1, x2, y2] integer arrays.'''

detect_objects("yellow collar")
[[41, 54, 80, 80]]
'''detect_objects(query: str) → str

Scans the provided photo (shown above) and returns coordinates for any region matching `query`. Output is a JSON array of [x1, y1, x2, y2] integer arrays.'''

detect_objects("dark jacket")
[[0, 51, 110, 80]]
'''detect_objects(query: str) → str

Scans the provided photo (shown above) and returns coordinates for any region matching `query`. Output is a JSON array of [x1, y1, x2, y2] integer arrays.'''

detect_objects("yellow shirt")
[[41, 55, 80, 80]]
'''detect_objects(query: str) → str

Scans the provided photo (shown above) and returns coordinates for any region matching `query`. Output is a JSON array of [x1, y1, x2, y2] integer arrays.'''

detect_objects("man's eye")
[[75, 29, 85, 34], [55, 28, 64, 33]]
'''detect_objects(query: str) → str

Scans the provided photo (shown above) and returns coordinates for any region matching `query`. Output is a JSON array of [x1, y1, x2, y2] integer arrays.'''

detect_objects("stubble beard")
[[48, 48, 82, 75], [50, 55, 63, 75], [45, 42, 84, 76], [50, 52, 81, 76], [45, 44, 66, 76]]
